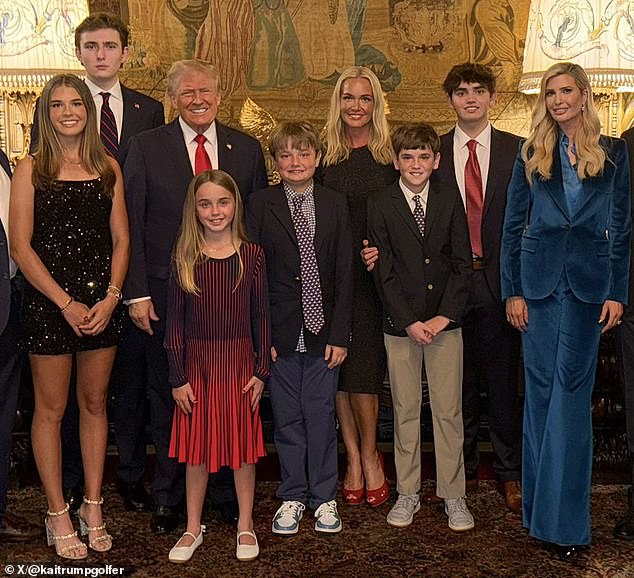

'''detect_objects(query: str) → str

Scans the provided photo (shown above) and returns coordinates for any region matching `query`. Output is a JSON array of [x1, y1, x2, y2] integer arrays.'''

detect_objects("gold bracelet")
[[60, 296, 73, 313], [106, 284, 123, 301]]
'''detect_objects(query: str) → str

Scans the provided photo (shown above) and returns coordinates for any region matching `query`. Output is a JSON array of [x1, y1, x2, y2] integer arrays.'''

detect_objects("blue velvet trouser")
[[522, 276, 602, 546]]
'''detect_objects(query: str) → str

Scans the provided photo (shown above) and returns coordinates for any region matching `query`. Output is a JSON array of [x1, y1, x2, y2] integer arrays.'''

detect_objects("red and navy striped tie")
[[100, 92, 119, 158]]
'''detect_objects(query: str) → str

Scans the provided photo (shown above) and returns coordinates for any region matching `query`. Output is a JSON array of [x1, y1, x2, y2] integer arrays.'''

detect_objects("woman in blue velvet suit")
[[501, 62, 631, 556]]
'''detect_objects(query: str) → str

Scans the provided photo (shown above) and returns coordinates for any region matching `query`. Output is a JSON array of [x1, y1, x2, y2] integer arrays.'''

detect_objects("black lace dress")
[[317, 147, 398, 394]]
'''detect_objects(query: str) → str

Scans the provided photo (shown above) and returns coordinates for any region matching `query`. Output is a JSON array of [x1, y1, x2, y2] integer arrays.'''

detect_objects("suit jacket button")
[[424, 258, 430, 264], [427, 284, 433, 290]]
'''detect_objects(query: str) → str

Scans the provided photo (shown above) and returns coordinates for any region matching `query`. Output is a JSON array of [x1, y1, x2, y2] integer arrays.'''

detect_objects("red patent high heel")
[[342, 480, 365, 505], [366, 452, 389, 508]]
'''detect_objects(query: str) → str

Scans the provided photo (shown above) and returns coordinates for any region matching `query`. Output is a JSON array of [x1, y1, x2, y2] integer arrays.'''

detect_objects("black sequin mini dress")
[[23, 178, 124, 354]]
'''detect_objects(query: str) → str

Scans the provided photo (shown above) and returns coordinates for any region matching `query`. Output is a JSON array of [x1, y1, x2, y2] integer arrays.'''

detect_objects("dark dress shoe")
[[63, 485, 83, 516], [615, 487, 634, 539], [614, 510, 634, 539], [424, 477, 479, 504], [499, 480, 522, 513], [552, 544, 585, 561], [118, 481, 152, 512], [151, 506, 179, 534], [217, 500, 239, 524], [0, 512, 42, 542]]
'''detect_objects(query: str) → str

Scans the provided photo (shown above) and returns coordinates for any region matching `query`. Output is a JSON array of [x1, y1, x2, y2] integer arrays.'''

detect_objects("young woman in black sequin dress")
[[10, 75, 129, 559]]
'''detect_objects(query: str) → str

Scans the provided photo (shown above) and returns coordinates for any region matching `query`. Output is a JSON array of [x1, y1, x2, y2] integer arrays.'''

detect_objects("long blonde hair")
[[522, 62, 605, 184], [322, 66, 393, 166], [32, 74, 115, 195], [172, 170, 248, 295]]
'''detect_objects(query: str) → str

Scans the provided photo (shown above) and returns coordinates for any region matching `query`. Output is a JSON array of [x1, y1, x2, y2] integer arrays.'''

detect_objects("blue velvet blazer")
[[501, 136, 631, 304]]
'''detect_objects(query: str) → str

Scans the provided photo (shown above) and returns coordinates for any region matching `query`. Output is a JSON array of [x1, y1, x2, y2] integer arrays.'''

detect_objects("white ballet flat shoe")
[[168, 525, 205, 563], [236, 529, 259, 561]]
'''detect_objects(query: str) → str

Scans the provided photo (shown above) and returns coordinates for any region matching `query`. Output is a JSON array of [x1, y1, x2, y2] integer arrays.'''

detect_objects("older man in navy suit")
[[0, 149, 39, 542], [124, 59, 268, 533]]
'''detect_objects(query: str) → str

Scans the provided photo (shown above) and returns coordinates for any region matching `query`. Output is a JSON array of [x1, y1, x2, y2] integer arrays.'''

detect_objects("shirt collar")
[[85, 77, 122, 101], [454, 122, 492, 151], [179, 117, 218, 147], [283, 180, 315, 200], [399, 177, 430, 202]]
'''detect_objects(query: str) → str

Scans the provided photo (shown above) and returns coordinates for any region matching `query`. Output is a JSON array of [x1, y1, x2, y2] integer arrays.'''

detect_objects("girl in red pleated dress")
[[164, 170, 270, 563]]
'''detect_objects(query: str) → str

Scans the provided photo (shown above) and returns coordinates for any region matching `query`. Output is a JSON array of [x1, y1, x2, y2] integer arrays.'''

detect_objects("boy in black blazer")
[[247, 122, 353, 535], [367, 123, 474, 531]]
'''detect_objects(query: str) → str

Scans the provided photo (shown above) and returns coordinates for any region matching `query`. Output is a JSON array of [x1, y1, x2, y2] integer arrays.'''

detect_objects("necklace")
[[203, 243, 233, 255]]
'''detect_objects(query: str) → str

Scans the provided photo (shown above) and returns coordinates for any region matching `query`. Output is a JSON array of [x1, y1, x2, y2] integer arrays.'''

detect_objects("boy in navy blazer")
[[247, 121, 353, 535], [368, 123, 474, 531]]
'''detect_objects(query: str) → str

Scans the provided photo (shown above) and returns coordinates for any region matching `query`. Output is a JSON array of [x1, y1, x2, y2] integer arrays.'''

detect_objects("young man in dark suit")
[[614, 126, 634, 539], [368, 123, 474, 531], [0, 149, 40, 542], [124, 59, 268, 533], [247, 121, 353, 535], [433, 63, 523, 512], [30, 12, 165, 516]]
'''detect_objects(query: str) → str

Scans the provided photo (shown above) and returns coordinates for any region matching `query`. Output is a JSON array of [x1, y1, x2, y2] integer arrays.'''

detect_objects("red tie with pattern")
[[99, 92, 119, 158], [194, 134, 212, 174], [465, 139, 483, 257]]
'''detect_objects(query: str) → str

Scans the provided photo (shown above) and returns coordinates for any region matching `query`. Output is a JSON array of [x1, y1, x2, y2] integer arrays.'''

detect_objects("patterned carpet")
[[1, 481, 633, 577]]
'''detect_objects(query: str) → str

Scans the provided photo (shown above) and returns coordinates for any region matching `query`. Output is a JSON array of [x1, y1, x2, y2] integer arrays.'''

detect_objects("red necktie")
[[194, 134, 212, 174], [465, 139, 483, 257]]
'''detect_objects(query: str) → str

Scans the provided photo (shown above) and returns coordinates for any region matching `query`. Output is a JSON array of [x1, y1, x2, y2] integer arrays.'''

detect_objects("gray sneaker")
[[444, 497, 475, 532], [272, 501, 305, 535], [387, 494, 421, 527], [314, 500, 342, 533]]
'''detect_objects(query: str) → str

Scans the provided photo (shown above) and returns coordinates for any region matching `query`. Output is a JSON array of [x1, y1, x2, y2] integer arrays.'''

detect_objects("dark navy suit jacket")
[[246, 183, 354, 356], [501, 137, 631, 304], [0, 149, 12, 335], [124, 119, 268, 316]]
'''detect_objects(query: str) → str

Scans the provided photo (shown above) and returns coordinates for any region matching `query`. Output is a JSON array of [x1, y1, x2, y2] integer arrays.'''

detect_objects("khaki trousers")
[[384, 328, 466, 498]]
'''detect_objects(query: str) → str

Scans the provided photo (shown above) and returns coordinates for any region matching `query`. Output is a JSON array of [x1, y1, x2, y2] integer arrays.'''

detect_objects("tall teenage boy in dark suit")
[[247, 121, 353, 535], [434, 63, 522, 512], [30, 12, 165, 515], [368, 123, 474, 531]]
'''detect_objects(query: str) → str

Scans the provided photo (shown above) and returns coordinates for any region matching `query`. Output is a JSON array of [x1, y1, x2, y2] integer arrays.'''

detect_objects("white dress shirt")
[[452, 122, 492, 209], [179, 117, 219, 171], [399, 177, 430, 214], [85, 77, 124, 140]]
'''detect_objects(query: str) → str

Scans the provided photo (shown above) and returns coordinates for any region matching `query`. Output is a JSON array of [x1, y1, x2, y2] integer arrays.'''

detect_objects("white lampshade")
[[520, 0, 634, 93], [0, 0, 90, 89]]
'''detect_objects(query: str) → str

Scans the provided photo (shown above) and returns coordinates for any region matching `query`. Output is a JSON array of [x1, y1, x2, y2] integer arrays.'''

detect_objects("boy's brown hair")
[[391, 123, 440, 156]]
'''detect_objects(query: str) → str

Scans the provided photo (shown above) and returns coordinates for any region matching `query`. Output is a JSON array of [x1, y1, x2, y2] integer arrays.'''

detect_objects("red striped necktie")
[[99, 92, 119, 158]]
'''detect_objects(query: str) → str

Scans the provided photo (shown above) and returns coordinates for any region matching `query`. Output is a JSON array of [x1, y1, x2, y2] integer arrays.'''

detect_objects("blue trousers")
[[269, 353, 339, 510], [522, 277, 602, 545]]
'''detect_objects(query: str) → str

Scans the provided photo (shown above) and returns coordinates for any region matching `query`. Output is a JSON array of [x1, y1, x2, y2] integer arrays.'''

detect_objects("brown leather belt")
[[472, 257, 484, 271]]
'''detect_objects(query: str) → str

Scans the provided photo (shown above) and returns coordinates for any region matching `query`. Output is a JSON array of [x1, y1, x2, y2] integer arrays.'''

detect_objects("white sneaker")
[[387, 494, 420, 527], [444, 497, 475, 532], [272, 501, 305, 535], [314, 500, 342, 533]]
